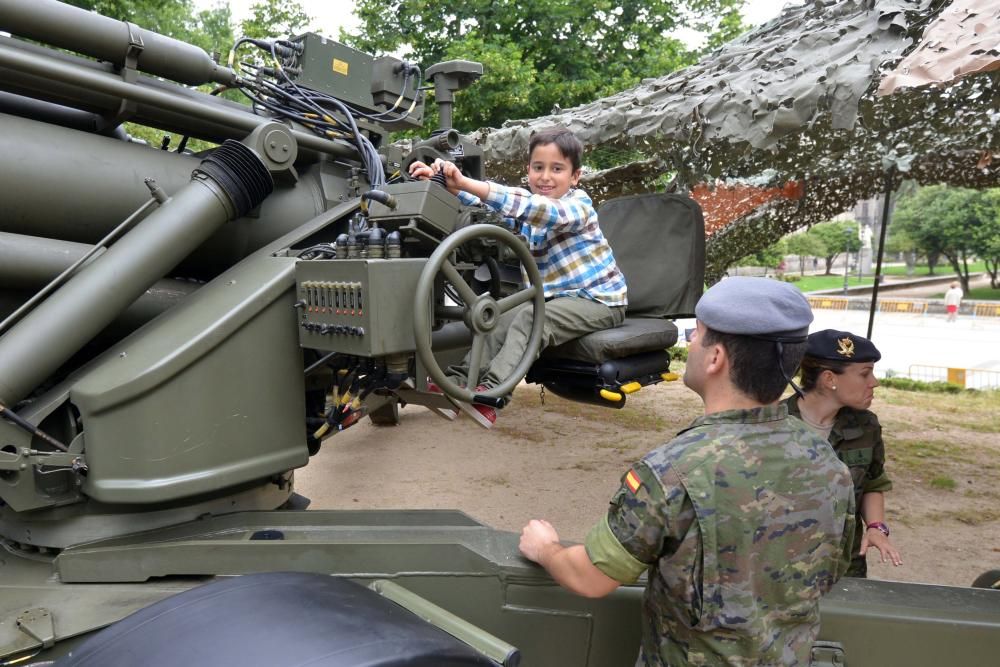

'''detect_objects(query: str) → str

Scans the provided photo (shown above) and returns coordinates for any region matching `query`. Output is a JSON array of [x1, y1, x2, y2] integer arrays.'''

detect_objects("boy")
[[408, 127, 627, 428]]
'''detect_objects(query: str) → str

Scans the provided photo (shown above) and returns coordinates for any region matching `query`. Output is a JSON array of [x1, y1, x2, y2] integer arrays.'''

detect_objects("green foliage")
[[893, 186, 1000, 292], [878, 377, 966, 394], [343, 0, 748, 132], [240, 0, 312, 40], [930, 476, 957, 491], [784, 232, 825, 275], [735, 238, 785, 271], [668, 346, 688, 362], [808, 220, 860, 274]]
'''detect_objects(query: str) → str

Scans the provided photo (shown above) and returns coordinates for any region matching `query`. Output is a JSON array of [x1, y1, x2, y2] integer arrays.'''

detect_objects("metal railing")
[[907, 364, 1000, 389], [807, 296, 849, 310], [973, 302, 1000, 319], [879, 299, 927, 315]]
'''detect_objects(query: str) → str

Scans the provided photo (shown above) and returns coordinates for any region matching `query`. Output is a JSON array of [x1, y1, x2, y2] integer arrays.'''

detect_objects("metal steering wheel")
[[413, 224, 545, 404]]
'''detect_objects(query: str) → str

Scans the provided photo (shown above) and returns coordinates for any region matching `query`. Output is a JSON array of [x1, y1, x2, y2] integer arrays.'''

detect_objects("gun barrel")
[[0, 41, 355, 161], [0, 0, 236, 86], [0, 141, 273, 406]]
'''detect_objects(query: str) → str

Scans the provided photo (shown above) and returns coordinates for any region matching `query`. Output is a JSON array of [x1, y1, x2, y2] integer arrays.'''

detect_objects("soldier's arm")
[[519, 520, 622, 598], [585, 462, 688, 583]]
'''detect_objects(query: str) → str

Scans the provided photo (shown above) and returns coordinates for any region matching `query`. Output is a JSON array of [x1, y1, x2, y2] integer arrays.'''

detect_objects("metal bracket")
[[97, 21, 144, 133], [810, 640, 847, 666], [16, 608, 55, 649]]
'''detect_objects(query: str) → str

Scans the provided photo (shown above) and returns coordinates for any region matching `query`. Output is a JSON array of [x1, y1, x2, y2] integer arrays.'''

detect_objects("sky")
[[202, 0, 789, 44]]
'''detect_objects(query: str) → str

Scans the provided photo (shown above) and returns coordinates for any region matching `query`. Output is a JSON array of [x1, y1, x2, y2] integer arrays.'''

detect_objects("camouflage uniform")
[[785, 397, 892, 578], [585, 405, 855, 666]]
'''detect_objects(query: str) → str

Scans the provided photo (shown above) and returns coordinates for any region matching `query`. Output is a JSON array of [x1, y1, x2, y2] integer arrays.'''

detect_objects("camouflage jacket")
[[785, 397, 892, 577], [585, 405, 855, 666]]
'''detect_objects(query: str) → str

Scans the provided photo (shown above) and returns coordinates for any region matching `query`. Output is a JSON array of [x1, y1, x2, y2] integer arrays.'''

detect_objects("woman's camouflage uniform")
[[785, 397, 893, 578], [584, 405, 855, 666]]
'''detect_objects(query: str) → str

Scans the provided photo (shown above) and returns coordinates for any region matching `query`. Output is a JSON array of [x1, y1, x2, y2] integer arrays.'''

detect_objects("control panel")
[[295, 258, 427, 356]]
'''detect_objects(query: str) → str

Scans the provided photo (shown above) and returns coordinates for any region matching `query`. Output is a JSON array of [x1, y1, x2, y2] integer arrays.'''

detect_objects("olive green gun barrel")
[[0, 41, 355, 161], [0, 112, 326, 274], [0, 141, 273, 406], [0, 0, 236, 87]]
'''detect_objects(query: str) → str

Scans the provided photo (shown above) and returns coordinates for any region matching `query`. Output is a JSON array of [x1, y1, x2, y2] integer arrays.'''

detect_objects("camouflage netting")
[[470, 0, 1000, 282]]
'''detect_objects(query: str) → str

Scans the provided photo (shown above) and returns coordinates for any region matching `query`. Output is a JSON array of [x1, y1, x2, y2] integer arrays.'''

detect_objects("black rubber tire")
[[971, 569, 1000, 589]]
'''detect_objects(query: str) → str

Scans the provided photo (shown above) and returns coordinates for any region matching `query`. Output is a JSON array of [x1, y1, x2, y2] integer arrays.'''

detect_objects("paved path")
[[675, 278, 1000, 387]]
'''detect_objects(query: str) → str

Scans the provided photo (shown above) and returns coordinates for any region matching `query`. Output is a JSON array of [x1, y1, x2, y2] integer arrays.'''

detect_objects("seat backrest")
[[598, 193, 704, 318]]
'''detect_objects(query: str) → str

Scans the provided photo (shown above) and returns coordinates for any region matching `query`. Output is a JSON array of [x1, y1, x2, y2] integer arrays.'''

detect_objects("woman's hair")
[[528, 127, 583, 171], [798, 356, 850, 392]]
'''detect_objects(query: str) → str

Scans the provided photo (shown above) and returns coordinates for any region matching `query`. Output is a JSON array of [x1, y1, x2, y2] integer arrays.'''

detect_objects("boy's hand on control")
[[408, 160, 434, 180], [432, 159, 464, 195]]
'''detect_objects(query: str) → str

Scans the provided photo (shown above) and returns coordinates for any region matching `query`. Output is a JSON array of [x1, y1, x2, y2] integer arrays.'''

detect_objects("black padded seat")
[[524, 193, 703, 408], [55, 572, 502, 667], [543, 317, 678, 363]]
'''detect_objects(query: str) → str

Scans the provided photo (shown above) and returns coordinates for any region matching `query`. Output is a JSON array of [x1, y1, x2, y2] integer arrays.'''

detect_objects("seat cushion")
[[543, 317, 678, 363]]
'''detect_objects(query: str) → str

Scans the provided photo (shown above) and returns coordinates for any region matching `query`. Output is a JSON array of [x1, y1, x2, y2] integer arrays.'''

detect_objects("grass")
[[930, 477, 957, 491], [764, 262, 996, 296], [928, 286, 1000, 301]]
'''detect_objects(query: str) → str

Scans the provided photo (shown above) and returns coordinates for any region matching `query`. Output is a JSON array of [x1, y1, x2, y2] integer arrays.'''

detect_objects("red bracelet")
[[866, 521, 890, 537]]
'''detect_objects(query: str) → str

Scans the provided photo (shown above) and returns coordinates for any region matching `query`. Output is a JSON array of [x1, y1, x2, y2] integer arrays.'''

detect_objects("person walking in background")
[[786, 330, 902, 577], [944, 281, 963, 322]]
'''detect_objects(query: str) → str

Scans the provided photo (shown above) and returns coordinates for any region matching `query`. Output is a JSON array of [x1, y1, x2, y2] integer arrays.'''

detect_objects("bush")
[[668, 346, 688, 362], [781, 274, 801, 282], [880, 377, 966, 393]]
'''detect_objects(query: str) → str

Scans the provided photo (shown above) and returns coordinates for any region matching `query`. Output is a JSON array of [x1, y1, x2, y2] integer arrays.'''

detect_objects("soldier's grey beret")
[[696, 277, 813, 340], [806, 329, 881, 362]]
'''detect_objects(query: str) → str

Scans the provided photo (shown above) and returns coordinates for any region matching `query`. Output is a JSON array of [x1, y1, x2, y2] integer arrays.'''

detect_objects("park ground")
[[297, 275, 1000, 589], [297, 376, 1000, 589]]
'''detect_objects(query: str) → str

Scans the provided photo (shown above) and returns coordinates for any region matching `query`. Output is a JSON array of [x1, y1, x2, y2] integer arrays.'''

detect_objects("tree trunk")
[[928, 252, 939, 275], [825, 254, 835, 275]]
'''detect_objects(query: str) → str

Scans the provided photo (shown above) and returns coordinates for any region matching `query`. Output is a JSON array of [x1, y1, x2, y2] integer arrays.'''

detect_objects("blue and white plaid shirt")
[[458, 184, 627, 307]]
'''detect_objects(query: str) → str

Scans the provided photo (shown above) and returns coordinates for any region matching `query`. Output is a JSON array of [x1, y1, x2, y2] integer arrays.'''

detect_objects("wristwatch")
[[866, 521, 890, 537]]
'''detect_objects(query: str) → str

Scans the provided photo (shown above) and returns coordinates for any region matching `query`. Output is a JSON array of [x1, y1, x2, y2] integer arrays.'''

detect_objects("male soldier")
[[519, 277, 855, 666]]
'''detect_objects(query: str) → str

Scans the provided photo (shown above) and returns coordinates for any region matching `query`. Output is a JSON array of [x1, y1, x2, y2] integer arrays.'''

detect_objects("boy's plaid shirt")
[[458, 184, 627, 307]]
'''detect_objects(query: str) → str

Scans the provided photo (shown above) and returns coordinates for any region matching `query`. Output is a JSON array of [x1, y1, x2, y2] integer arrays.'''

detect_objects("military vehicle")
[[0, 1, 996, 665]]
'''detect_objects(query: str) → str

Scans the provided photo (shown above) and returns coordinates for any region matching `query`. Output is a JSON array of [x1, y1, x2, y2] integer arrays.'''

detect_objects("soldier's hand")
[[519, 519, 560, 563], [861, 530, 903, 567]]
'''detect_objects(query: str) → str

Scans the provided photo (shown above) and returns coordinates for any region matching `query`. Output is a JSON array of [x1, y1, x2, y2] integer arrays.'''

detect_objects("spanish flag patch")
[[625, 469, 642, 494]]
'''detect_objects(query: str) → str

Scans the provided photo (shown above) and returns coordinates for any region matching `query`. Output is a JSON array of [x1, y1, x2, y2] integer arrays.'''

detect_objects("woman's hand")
[[861, 528, 903, 567]]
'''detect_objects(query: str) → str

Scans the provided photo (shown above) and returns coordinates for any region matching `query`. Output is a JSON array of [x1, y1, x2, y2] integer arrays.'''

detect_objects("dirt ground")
[[297, 377, 1000, 589]]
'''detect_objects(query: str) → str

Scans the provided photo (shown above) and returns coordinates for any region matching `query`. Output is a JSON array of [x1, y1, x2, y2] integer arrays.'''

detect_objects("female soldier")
[[786, 329, 903, 577]]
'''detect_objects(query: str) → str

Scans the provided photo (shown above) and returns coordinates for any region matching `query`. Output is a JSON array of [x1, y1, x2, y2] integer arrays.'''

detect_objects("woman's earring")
[[831, 385, 837, 391]]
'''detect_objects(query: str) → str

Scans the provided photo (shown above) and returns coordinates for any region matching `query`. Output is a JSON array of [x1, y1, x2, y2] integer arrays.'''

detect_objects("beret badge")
[[836, 337, 855, 358]]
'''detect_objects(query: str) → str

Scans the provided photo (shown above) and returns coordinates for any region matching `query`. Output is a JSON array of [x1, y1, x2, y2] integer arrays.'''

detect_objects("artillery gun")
[[0, 2, 996, 665]]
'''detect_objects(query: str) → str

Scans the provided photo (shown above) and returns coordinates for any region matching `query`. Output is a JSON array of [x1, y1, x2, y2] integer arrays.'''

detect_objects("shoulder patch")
[[625, 469, 642, 493]]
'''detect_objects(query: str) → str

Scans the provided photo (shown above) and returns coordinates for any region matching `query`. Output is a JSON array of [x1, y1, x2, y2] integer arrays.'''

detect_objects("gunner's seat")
[[525, 193, 705, 408]]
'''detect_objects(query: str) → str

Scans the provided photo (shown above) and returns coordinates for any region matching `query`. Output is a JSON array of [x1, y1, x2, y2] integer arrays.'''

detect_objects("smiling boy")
[[408, 127, 627, 427]]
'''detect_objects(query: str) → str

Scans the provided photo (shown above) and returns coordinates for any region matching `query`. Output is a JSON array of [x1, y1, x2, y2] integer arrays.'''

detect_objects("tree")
[[784, 232, 826, 277], [808, 220, 860, 275], [240, 0, 312, 40], [973, 189, 1000, 288], [892, 185, 994, 293], [734, 238, 786, 277], [342, 0, 747, 132]]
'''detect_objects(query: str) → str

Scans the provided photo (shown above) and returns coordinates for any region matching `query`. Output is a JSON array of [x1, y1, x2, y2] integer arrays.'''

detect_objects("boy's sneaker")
[[427, 382, 497, 429]]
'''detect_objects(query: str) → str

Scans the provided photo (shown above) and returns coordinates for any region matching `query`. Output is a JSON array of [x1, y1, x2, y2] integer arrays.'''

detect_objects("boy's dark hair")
[[528, 127, 583, 171], [701, 327, 807, 403], [798, 356, 848, 392]]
